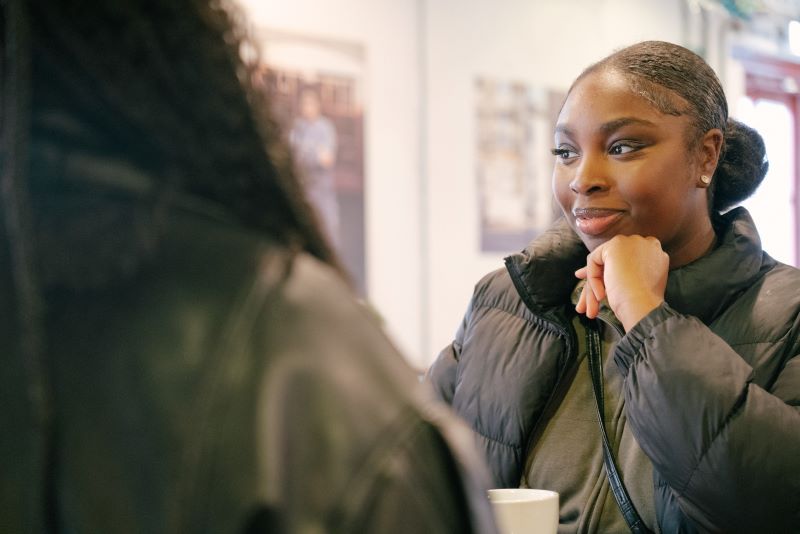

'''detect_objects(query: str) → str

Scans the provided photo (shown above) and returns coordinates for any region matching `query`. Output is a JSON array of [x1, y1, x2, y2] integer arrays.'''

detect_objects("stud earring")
[[700, 175, 711, 185]]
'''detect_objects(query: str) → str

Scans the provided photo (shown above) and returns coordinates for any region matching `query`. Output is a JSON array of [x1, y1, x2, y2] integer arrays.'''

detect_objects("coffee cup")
[[487, 488, 559, 534]]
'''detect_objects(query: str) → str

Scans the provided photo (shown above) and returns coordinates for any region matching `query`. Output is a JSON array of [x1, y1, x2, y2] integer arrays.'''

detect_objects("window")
[[734, 51, 800, 266]]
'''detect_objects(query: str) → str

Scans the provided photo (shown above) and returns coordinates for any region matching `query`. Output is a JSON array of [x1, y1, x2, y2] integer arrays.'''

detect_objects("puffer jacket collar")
[[504, 208, 772, 326], [504, 218, 586, 320], [665, 207, 773, 324]]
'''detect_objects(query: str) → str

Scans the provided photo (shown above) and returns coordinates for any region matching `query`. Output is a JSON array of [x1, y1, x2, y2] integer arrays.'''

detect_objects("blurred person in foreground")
[[0, 0, 497, 532], [428, 41, 799, 533]]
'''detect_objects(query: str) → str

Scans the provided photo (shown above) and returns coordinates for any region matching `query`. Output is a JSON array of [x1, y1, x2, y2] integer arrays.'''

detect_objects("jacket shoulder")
[[469, 266, 530, 319], [720, 259, 800, 342], [262, 253, 497, 533]]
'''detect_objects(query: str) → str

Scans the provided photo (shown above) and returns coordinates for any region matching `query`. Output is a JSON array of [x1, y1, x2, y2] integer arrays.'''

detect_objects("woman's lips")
[[573, 208, 624, 236]]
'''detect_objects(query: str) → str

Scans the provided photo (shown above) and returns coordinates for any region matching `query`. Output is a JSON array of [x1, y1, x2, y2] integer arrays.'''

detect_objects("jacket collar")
[[504, 208, 772, 325], [504, 218, 587, 315], [664, 207, 773, 324]]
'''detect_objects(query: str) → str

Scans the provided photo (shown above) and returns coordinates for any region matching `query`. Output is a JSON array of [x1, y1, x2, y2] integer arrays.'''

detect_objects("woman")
[[0, 0, 496, 532], [428, 41, 799, 533]]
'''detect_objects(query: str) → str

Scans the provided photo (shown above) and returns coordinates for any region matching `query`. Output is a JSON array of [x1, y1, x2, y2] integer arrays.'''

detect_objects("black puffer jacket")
[[0, 191, 497, 533], [428, 208, 800, 533]]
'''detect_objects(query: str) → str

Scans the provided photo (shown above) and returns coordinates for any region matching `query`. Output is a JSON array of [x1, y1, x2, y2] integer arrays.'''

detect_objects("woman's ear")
[[698, 128, 724, 179]]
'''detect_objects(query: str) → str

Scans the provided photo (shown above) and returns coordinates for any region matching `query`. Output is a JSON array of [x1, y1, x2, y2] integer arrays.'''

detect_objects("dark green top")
[[523, 284, 656, 533]]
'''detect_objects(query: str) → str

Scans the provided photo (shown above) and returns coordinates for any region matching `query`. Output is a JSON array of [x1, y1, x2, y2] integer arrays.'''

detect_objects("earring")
[[700, 175, 711, 185]]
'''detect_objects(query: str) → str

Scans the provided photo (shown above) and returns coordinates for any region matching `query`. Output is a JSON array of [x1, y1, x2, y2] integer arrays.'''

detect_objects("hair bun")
[[713, 119, 768, 211]]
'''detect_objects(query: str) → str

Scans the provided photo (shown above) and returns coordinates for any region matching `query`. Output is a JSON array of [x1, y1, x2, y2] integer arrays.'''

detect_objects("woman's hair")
[[575, 40, 768, 213], [24, 0, 341, 268], [1, 0, 346, 466]]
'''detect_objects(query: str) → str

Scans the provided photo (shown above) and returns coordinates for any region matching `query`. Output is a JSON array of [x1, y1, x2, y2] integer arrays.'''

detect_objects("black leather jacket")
[[0, 193, 497, 533], [428, 209, 800, 532]]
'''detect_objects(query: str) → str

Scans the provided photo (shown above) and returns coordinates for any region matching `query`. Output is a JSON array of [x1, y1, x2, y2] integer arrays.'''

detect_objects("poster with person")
[[254, 30, 367, 295], [475, 78, 563, 252]]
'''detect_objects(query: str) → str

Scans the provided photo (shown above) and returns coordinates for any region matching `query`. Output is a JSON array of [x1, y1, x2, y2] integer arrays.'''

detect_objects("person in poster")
[[290, 88, 340, 249]]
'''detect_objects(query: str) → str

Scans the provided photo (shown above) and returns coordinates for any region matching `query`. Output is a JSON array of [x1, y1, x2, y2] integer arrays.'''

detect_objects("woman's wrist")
[[617, 295, 664, 332]]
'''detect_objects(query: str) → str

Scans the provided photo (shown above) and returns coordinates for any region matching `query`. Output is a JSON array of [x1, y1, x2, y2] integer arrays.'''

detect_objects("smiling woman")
[[552, 73, 716, 265], [427, 41, 800, 533]]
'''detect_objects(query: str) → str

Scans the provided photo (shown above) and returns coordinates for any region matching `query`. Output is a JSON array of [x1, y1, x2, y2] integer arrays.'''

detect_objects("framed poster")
[[476, 78, 563, 252], [254, 30, 367, 295]]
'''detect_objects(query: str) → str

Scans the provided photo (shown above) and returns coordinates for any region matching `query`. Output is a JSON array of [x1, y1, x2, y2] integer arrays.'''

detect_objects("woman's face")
[[552, 69, 715, 266]]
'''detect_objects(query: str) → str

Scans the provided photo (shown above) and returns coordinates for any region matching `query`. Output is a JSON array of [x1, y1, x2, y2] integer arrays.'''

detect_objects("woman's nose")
[[569, 157, 610, 195]]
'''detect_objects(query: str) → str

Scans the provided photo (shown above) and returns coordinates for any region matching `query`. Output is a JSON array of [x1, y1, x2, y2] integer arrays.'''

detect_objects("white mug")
[[488, 488, 559, 534]]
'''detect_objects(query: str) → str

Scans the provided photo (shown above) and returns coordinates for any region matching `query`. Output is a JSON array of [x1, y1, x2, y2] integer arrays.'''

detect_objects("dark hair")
[[1, 0, 347, 467], [25, 0, 341, 270], [575, 40, 768, 212]]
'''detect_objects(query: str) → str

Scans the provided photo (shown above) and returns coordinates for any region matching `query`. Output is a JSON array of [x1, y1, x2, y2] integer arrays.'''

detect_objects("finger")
[[576, 283, 587, 313], [575, 267, 587, 280], [584, 278, 600, 318], [588, 275, 606, 303], [585, 288, 598, 318], [584, 255, 604, 305], [584, 249, 604, 281], [581, 255, 603, 289]]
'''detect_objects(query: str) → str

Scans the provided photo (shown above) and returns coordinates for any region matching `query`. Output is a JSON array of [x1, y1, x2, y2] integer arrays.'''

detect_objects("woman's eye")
[[551, 147, 578, 160], [609, 143, 637, 155]]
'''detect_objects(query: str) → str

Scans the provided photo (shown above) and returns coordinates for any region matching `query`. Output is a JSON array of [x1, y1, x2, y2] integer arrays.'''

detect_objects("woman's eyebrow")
[[599, 117, 657, 134], [554, 117, 657, 138], [554, 124, 574, 137]]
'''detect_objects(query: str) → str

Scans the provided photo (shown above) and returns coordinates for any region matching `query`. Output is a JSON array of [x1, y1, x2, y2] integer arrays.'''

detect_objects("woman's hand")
[[575, 235, 669, 331]]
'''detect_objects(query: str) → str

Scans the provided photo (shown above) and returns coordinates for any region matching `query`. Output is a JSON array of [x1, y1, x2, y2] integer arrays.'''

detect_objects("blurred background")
[[237, 0, 800, 369]]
